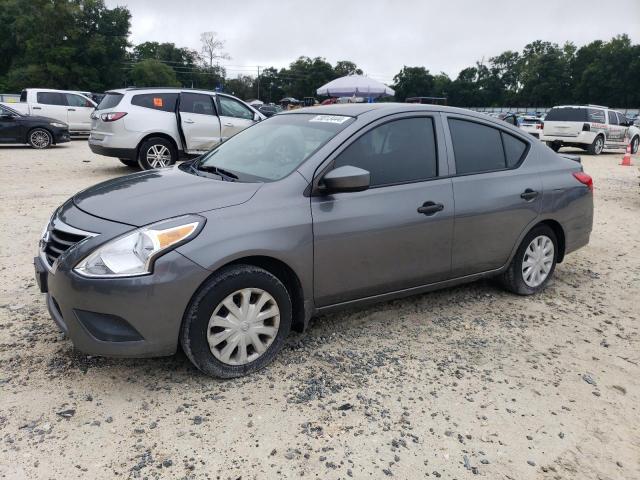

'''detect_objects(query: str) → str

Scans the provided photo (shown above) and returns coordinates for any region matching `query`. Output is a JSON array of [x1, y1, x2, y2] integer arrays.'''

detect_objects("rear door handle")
[[417, 201, 444, 216], [224, 122, 233, 127], [183, 119, 194, 124], [32, 106, 41, 110], [68, 108, 76, 111], [520, 189, 539, 201]]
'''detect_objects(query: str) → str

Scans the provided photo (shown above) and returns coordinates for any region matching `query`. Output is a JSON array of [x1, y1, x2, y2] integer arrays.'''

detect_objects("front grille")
[[44, 228, 88, 266]]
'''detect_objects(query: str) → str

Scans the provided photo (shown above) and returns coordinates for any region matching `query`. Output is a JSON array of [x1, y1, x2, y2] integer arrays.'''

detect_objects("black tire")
[[119, 158, 138, 168], [499, 225, 558, 296], [27, 128, 53, 149], [180, 265, 292, 378], [587, 135, 604, 155], [631, 136, 639, 154], [137, 137, 177, 170], [546, 141, 561, 152]]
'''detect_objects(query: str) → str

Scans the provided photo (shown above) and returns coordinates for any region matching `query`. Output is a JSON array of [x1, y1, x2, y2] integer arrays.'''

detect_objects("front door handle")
[[68, 108, 76, 111], [417, 201, 444, 216], [520, 189, 539, 201], [224, 122, 233, 127], [183, 118, 195, 124], [32, 106, 41, 110]]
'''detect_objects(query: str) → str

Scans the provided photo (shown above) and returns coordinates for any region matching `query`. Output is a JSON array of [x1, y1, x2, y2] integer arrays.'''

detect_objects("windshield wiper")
[[196, 164, 239, 181]]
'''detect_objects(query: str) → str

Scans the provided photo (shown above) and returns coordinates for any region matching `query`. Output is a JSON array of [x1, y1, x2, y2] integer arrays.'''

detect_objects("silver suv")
[[541, 105, 640, 155], [89, 88, 265, 169]]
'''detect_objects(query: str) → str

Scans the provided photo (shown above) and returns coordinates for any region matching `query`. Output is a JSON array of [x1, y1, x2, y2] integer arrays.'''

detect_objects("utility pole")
[[257, 66, 261, 101]]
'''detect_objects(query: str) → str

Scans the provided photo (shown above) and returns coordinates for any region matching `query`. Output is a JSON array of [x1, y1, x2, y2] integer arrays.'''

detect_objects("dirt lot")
[[0, 140, 638, 480]]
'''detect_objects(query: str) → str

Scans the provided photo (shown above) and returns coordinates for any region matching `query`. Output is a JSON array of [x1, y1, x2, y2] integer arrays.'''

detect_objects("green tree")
[[392, 66, 435, 101], [334, 60, 363, 77], [1, 0, 130, 91], [130, 59, 180, 87]]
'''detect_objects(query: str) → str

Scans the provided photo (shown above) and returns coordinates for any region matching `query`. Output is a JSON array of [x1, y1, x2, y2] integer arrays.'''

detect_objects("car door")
[[34, 92, 68, 124], [312, 114, 454, 307], [606, 110, 625, 145], [64, 93, 95, 132], [217, 95, 256, 140], [0, 105, 20, 142], [444, 114, 541, 277], [178, 92, 222, 152]]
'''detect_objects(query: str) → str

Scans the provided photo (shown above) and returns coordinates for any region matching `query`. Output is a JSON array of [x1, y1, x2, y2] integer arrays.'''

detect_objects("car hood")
[[73, 167, 261, 226]]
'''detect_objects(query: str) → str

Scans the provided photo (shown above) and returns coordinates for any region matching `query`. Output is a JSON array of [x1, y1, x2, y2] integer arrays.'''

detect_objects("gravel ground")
[[0, 140, 638, 480]]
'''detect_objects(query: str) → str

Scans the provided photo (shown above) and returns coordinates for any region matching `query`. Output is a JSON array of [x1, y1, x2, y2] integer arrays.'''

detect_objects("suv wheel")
[[631, 136, 639, 154], [138, 137, 177, 170], [500, 225, 558, 295], [28, 128, 52, 149], [587, 135, 604, 155], [180, 265, 292, 378]]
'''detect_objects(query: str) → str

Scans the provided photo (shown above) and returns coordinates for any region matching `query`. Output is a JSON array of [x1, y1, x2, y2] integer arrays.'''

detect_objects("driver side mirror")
[[322, 165, 370, 193]]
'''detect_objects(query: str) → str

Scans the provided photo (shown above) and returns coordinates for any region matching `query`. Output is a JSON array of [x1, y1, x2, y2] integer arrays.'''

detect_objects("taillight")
[[573, 172, 593, 192], [536, 123, 543, 130], [582, 123, 590, 132], [100, 112, 127, 122]]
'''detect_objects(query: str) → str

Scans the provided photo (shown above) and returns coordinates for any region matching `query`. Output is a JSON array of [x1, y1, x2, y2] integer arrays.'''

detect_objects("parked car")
[[89, 88, 265, 170], [541, 105, 640, 154], [0, 103, 70, 148], [1, 89, 96, 135], [35, 104, 593, 378], [520, 116, 544, 138], [256, 104, 282, 117]]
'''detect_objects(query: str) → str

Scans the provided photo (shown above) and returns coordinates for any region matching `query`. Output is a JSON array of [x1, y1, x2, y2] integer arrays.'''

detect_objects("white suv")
[[541, 105, 639, 155], [89, 88, 265, 169]]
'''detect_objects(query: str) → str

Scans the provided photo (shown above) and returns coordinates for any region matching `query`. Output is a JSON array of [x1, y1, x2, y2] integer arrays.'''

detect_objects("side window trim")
[[441, 112, 531, 177], [310, 112, 448, 195]]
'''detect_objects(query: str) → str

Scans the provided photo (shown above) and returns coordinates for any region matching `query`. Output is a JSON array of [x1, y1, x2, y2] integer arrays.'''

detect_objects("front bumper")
[[35, 214, 211, 358], [52, 129, 71, 144]]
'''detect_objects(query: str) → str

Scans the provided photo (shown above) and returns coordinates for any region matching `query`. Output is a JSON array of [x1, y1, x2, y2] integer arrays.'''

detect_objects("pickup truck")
[[1, 89, 97, 135]]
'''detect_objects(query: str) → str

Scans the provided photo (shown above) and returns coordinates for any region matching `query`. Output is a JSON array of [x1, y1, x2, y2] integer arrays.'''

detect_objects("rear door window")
[[607, 110, 619, 125], [180, 93, 216, 116], [448, 118, 527, 174], [36, 92, 66, 105], [131, 93, 178, 112], [334, 117, 438, 186]]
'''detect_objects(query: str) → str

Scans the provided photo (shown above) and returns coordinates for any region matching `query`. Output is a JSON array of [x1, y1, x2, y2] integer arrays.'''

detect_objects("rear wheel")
[[137, 137, 177, 170], [500, 225, 558, 295], [587, 135, 604, 155], [28, 128, 52, 149], [180, 265, 292, 378]]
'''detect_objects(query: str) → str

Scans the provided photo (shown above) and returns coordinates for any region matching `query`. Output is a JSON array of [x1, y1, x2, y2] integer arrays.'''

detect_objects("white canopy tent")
[[317, 75, 395, 99]]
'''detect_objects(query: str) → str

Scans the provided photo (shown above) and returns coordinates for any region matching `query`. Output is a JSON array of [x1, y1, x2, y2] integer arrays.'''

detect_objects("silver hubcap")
[[595, 138, 603, 154], [522, 235, 554, 288], [146, 144, 171, 168], [207, 288, 280, 366], [30, 130, 50, 148]]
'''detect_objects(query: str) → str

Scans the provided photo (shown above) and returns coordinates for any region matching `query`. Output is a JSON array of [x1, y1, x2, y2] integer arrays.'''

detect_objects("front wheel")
[[500, 225, 558, 295], [137, 137, 177, 170], [587, 135, 604, 155], [28, 128, 52, 149], [631, 136, 639, 154], [180, 265, 292, 378]]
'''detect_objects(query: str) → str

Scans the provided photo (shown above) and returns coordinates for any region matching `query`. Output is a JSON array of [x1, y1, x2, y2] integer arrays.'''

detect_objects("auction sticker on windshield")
[[309, 115, 351, 124]]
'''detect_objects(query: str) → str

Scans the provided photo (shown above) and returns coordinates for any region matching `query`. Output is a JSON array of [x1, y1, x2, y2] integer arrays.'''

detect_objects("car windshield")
[[195, 113, 354, 181], [0, 104, 22, 116]]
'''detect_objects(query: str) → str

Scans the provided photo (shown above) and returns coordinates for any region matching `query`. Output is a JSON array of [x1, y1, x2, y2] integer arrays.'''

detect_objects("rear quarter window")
[[131, 93, 178, 112]]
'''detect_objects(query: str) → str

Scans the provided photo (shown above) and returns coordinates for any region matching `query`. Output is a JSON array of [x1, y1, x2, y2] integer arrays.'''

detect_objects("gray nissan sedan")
[[35, 104, 594, 378]]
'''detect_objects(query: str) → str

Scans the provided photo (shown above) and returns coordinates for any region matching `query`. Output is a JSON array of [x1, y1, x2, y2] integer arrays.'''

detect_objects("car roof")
[[279, 103, 482, 118], [106, 87, 221, 95]]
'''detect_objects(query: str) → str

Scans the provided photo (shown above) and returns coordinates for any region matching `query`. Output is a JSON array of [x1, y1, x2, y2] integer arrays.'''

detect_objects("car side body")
[[36, 104, 593, 371]]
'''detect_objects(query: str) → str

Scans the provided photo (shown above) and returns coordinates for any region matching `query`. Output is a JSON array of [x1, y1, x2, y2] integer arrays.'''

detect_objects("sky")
[[106, 0, 640, 83]]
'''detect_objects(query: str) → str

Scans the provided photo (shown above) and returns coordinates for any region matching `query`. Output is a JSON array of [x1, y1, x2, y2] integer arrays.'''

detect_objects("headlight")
[[74, 216, 204, 278], [50, 122, 67, 128]]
